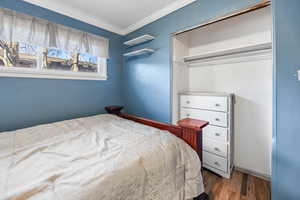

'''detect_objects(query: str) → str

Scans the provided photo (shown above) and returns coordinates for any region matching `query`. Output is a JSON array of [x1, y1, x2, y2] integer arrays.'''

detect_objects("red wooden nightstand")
[[177, 118, 209, 161]]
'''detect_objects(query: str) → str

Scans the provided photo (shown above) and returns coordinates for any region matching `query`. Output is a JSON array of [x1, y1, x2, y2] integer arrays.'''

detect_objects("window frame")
[[0, 42, 108, 81], [0, 65, 107, 80]]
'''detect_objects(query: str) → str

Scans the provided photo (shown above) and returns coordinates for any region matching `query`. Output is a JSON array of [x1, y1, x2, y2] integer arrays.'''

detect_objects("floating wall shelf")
[[124, 34, 155, 47], [183, 42, 272, 64], [123, 48, 155, 57]]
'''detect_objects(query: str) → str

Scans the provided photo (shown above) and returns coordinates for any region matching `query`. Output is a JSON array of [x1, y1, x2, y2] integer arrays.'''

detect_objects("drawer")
[[203, 137, 228, 158], [203, 125, 228, 142], [180, 108, 228, 127], [203, 151, 227, 172], [180, 95, 228, 112]]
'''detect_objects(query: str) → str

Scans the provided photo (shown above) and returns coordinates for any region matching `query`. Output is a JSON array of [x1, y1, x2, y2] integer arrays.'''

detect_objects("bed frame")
[[105, 106, 209, 200]]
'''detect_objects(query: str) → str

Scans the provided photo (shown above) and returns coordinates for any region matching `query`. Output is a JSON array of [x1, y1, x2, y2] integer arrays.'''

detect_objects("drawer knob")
[[215, 103, 220, 107], [215, 118, 220, 122], [186, 113, 190, 117], [186, 100, 190, 104], [215, 133, 220, 137], [214, 147, 220, 152], [214, 161, 220, 166]]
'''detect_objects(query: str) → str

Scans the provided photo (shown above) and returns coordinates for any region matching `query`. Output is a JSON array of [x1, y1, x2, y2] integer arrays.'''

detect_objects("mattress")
[[0, 114, 204, 200]]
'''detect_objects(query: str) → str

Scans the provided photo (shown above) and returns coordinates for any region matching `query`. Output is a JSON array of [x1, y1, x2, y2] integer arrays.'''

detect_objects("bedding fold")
[[0, 114, 204, 200]]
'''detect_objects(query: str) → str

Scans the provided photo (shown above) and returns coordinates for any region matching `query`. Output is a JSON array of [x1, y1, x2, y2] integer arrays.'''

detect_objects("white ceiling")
[[24, 0, 196, 35]]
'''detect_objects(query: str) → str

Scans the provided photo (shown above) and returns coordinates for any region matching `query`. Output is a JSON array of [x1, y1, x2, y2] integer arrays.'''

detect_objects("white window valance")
[[0, 8, 109, 58]]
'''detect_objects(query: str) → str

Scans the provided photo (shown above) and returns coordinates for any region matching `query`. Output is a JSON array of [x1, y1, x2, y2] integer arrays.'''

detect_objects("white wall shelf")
[[183, 42, 272, 65], [123, 48, 155, 57], [124, 34, 154, 47]]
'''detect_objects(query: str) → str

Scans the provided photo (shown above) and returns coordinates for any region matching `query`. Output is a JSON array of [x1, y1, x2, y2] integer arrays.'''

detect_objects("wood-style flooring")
[[202, 169, 270, 200]]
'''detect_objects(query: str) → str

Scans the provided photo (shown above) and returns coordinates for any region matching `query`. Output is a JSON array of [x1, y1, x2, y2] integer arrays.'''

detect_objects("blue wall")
[[123, 0, 262, 123], [3, 0, 300, 199], [0, 0, 124, 131], [272, 0, 300, 199]]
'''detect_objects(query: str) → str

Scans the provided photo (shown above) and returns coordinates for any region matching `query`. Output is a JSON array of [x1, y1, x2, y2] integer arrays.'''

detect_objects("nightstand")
[[105, 106, 124, 114]]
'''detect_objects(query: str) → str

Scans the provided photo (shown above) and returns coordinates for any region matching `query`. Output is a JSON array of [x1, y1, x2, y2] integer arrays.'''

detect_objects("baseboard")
[[234, 166, 271, 181]]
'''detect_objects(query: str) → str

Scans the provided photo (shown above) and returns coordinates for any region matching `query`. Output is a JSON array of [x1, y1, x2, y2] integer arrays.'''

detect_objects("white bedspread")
[[0, 114, 204, 200]]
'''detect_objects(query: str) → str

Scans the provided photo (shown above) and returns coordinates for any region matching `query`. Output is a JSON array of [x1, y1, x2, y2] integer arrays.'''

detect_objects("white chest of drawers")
[[179, 92, 234, 178]]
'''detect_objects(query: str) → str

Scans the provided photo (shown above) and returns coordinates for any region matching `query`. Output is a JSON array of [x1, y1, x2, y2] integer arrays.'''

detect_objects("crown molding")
[[122, 0, 197, 35], [24, 0, 197, 35], [23, 0, 124, 35]]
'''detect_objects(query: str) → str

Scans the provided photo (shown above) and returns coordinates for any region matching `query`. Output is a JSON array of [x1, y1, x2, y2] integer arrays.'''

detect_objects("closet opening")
[[171, 4, 272, 179]]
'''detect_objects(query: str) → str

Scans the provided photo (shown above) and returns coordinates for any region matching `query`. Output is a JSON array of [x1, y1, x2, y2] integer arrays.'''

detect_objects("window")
[[78, 53, 98, 73], [44, 48, 72, 71], [0, 40, 38, 68], [0, 8, 109, 80]]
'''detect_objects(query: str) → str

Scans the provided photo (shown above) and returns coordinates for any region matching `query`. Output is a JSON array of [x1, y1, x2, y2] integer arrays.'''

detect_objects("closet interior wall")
[[172, 6, 272, 177]]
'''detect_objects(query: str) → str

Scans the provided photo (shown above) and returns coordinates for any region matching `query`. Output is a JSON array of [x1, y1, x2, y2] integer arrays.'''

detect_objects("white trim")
[[0, 67, 107, 81], [123, 0, 197, 35], [235, 166, 271, 181], [24, 0, 196, 35], [23, 0, 124, 35]]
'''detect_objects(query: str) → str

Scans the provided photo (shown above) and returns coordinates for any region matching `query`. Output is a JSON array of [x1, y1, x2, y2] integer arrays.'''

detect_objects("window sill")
[[0, 67, 107, 81]]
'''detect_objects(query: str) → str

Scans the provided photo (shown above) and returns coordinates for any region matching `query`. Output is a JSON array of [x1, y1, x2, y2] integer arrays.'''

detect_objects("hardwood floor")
[[202, 169, 270, 200]]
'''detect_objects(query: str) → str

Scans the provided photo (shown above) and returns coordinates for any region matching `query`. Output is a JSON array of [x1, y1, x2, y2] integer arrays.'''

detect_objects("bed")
[[0, 108, 208, 200]]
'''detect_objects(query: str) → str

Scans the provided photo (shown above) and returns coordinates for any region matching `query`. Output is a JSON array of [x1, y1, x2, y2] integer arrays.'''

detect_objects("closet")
[[172, 5, 272, 178]]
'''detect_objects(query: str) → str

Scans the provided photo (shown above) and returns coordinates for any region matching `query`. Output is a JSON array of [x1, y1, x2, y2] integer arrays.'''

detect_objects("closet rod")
[[183, 43, 272, 63], [173, 0, 270, 36]]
